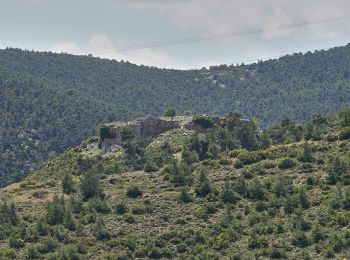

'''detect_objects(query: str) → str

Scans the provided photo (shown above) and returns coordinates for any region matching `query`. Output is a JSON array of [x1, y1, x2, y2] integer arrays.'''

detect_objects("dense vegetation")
[[1, 44, 350, 186], [0, 67, 132, 187], [1, 109, 350, 258]]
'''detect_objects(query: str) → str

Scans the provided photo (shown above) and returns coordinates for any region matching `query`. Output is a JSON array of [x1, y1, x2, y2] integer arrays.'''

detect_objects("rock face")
[[99, 116, 179, 153]]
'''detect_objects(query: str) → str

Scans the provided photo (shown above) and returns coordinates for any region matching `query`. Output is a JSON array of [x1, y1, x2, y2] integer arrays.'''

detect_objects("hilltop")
[[1, 110, 350, 259], [2, 44, 350, 186]]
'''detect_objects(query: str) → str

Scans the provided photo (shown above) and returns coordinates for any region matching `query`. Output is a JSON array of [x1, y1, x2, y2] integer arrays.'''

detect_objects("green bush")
[[0, 248, 16, 259], [88, 198, 111, 214], [193, 115, 214, 129], [46, 195, 65, 225], [326, 133, 338, 142], [228, 149, 245, 158], [37, 237, 58, 254], [0, 202, 19, 226], [291, 231, 309, 248], [237, 150, 266, 165], [95, 219, 110, 241], [195, 172, 212, 197], [144, 160, 159, 173], [115, 202, 128, 215], [248, 234, 268, 249], [8, 234, 24, 249], [126, 186, 143, 198], [124, 213, 136, 224], [27, 246, 40, 259], [278, 157, 297, 169], [339, 126, 350, 140], [178, 188, 193, 203]]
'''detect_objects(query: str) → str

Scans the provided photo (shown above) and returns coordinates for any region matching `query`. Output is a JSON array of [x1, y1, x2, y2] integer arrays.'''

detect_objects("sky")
[[1, 0, 350, 69]]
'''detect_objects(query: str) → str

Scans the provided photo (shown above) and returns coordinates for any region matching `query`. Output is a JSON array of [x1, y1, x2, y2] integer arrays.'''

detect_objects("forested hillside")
[[1, 44, 350, 186], [2, 110, 350, 259], [0, 67, 132, 187]]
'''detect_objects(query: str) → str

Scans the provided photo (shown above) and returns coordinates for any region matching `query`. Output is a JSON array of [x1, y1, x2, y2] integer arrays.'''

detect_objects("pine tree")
[[195, 171, 212, 197], [46, 195, 65, 225], [80, 168, 102, 200], [221, 180, 236, 204], [62, 172, 74, 194], [298, 142, 314, 162]]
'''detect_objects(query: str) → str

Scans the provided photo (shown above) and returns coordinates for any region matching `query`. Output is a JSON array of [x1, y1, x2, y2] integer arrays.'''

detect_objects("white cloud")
[[50, 42, 80, 54], [49, 34, 180, 69], [131, 0, 350, 39]]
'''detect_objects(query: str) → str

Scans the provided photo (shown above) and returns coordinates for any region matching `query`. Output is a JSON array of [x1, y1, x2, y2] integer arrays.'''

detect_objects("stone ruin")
[[98, 116, 179, 154], [97, 114, 229, 154]]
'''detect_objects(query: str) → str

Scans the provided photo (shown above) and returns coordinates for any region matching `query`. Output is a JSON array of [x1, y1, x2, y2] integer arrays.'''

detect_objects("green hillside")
[[1, 44, 350, 186], [0, 66, 132, 187], [1, 110, 350, 259]]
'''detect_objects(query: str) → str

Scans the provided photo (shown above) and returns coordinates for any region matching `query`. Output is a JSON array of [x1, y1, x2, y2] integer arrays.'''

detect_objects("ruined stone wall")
[[141, 117, 178, 137], [99, 116, 179, 154], [101, 138, 119, 154]]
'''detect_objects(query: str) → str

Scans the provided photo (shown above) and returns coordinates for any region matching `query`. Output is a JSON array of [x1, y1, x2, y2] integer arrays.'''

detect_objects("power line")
[[82, 13, 350, 55]]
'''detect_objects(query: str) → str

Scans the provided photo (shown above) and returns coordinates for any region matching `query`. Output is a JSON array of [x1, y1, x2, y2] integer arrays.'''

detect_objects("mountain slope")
[[0, 66, 132, 187], [1, 44, 350, 186], [1, 46, 350, 123], [1, 112, 350, 259]]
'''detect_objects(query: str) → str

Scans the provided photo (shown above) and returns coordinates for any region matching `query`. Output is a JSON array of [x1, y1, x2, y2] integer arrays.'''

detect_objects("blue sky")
[[1, 0, 350, 69]]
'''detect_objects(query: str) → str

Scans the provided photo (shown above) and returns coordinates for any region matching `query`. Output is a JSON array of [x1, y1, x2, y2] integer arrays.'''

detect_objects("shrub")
[[278, 157, 297, 169], [237, 150, 267, 165], [63, 208, 77, 231], [339, 126, 350, 140], [0, 248, 16, 259], [46, 195, 65, 225], [88, 198, 111, 214], [207, 143, 220, 159], [195, 181, 212, 197], [228, 149, 245, 158], [126, 186, 143, 198], [0, 202, 18, 226], [298, 142, 314, 163], [233, 160, 244, 169], [221, 181, 236, 204], [115, 202, 128, 215], [195, 171, 212, 197], [103, 160, 124, 175], [124, 213, 136, 224], [8, 234, 24, 249], [248, 234, 268, 249], [326, 133, 338, 142], [247, 178, 264, 201], [193, 115, 214, 129], [292, 231, 309, 248], [311, 226, 324, 243], [144, 160, 159, 173], [178, 188, 193, 203], [38, 237, 58, 254], [95, 219, 110, 241], [27, 246, 40, 259], [36, 220, 48, 236]]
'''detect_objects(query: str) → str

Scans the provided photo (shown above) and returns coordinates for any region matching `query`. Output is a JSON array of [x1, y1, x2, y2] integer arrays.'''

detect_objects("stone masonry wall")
[[100, 116, 178, 154]]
